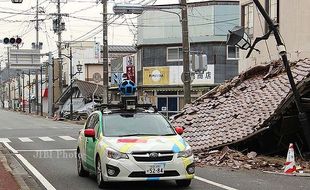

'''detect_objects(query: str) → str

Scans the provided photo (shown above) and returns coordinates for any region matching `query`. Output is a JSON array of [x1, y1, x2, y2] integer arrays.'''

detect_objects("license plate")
[[145, 164, 165, 174]]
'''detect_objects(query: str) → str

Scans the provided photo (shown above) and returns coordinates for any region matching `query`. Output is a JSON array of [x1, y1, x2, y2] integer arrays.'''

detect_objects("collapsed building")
[[172, 59, 310, 156]]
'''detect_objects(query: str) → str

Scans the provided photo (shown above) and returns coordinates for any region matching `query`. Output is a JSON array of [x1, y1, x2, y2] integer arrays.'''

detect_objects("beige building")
[[239, 0, 310, 72]]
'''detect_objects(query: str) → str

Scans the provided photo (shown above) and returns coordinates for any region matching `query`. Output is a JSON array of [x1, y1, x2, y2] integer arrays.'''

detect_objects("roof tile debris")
[[195, 146, 310, 172], [57, 80, 105, 105], [172, 59, 310, 152], [73, 80, 105, 99]]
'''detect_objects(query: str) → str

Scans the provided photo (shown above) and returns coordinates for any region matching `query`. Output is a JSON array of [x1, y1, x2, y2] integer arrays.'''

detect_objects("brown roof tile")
[[172, 59, 310, 152]]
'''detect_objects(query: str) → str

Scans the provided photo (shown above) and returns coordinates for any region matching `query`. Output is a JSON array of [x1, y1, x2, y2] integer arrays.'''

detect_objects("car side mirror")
[[175, 126, 184, 135], [84, 129, 95, 138]]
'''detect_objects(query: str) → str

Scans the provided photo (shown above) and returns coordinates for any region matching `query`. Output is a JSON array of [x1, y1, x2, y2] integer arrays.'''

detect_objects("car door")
[[85, 113, 99, 171], [80, 114, 93, 167]]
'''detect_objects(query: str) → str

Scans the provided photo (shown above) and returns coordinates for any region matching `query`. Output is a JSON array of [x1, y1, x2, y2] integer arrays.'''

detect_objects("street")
[[1, 109, 310, 190]]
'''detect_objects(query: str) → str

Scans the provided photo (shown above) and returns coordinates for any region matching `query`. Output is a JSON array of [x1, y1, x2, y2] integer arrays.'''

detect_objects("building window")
[[242, 3, 254, 37], [167, 47, 183, 62], [268, 0, 279, 23], [227, 45, 239, 60], [157, 96, 179, 118]]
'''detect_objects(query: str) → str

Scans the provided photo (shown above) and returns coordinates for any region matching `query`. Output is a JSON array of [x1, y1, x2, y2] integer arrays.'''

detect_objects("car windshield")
[[103, 113, 176, 137]]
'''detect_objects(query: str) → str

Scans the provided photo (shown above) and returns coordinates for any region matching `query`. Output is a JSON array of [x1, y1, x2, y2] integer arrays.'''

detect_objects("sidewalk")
[[0, 144, 42, 190], [0, 148, 20, 190]]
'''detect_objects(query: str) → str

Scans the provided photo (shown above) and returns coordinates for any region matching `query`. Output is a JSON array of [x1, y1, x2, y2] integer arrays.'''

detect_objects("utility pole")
[[35, 70, 39, 115], [69, 47, 73, 120], [57, 0, 63, 94], [22, 73, 25, 112], [36, 0, 39, 49], [40, 65, 43, 116], [28, 69, 31, 113], [18, 74, 21, 111], [35, 0, 40, 115], [180, 0, 191, 104], [7, 47, 11, 109], [251, 0, 310, 152], [47, 52, 53, 118], [102, 0, 108, 104]]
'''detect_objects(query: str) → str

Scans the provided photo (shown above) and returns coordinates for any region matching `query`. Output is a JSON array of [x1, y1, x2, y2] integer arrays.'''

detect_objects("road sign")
[[181, 72, 195, 84], [111, 72, 123, 86], [9, 49, 41, 69]]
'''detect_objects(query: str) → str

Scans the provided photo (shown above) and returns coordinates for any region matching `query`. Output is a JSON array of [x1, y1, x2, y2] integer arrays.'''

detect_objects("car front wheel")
[[96, 158, 105, 188], [77, 150, 88, 177], [176, 179, 192, 187]]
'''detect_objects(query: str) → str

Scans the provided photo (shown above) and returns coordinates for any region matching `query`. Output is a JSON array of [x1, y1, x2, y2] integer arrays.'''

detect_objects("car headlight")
[[107, 148, 129, 160], [177, 147, 193, 158]]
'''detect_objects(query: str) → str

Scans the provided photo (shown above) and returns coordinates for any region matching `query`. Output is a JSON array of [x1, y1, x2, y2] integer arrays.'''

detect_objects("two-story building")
[[136, 0, 240, 117], [239, 0, 310, 72]]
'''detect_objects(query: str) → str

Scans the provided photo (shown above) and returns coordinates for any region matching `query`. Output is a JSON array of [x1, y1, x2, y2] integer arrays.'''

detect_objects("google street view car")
[[76, 80, 195, 188]]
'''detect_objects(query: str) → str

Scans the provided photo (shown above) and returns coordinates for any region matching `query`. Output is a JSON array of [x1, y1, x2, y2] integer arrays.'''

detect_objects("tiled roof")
[[171, 59, 310, 152], [57, 80, 105, 104], [73, 80, 105, 99], [107, 45, 136, 53]]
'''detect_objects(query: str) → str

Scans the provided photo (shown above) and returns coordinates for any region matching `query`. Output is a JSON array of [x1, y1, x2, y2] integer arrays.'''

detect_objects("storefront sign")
[[169, 65, 214, 85], [143, 67, 169, 85], [143, 65, 214, 85]]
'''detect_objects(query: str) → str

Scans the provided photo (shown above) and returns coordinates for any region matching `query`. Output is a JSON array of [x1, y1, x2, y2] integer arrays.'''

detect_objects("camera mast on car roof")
[[94, 80, 156, 113]]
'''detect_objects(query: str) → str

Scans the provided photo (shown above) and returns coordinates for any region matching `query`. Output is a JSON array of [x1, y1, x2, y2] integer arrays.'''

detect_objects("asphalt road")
[[1, 109, 310, 190]]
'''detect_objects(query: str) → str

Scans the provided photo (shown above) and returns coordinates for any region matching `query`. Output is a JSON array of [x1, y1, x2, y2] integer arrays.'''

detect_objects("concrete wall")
[[239, 0, 310, 72]]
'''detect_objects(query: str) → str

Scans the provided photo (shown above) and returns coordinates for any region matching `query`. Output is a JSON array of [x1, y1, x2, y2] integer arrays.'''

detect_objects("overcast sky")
[[0, 0, 205, 55]]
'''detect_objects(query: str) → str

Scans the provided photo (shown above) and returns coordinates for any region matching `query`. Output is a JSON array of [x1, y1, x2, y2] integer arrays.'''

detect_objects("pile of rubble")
[[195, 146, 310, 173]]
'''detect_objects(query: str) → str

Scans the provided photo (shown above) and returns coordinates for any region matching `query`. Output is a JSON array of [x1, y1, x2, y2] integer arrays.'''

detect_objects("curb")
[[0, 144, 31, 190]]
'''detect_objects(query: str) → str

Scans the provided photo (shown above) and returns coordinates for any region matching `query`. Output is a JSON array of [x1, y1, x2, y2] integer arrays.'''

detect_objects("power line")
[[0, 0, 49, 20], [69, 4, 99, 15]]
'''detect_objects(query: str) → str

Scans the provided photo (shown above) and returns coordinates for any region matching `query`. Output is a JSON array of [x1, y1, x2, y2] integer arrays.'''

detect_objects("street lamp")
[[68, 62, 83, 120], [62, 48, 83, 120], [227, 26, 252, 50], [227, 0, 310, 149], [76, 62, 82, 73], [113, 0, 192, 104]]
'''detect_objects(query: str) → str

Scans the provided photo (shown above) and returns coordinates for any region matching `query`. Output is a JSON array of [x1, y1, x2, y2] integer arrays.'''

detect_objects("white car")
[[76, 108, 195, 188]]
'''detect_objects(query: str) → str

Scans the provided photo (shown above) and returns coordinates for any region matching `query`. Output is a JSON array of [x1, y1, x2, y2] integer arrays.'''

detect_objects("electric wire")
[[0, 0, 49, 20]]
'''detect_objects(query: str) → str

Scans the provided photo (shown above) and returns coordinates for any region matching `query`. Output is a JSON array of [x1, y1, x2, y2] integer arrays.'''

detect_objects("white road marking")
[[38, 137, 55, 142], [0, 138, 11, 143], [3, 142, 18, 154], [18, 137, 33, 142], [2, 143, 56, 190], [59, 136, 76, 141], [195, 176, 238, 190], [16, 149, 76, 152], [16, 153, 56, 190]]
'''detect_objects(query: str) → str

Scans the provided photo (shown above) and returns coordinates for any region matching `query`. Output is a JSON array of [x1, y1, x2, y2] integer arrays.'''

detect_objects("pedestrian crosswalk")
[[38, 137, 55, 142], [0, 136, 77, 143], [18, 137, 33, 142]]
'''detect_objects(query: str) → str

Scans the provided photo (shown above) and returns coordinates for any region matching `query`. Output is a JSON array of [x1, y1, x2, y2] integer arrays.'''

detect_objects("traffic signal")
[[3, 37, 22, 45]]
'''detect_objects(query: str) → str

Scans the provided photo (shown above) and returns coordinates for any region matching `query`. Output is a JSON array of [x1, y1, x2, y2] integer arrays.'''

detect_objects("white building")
[[239, 0, 310, 72]]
